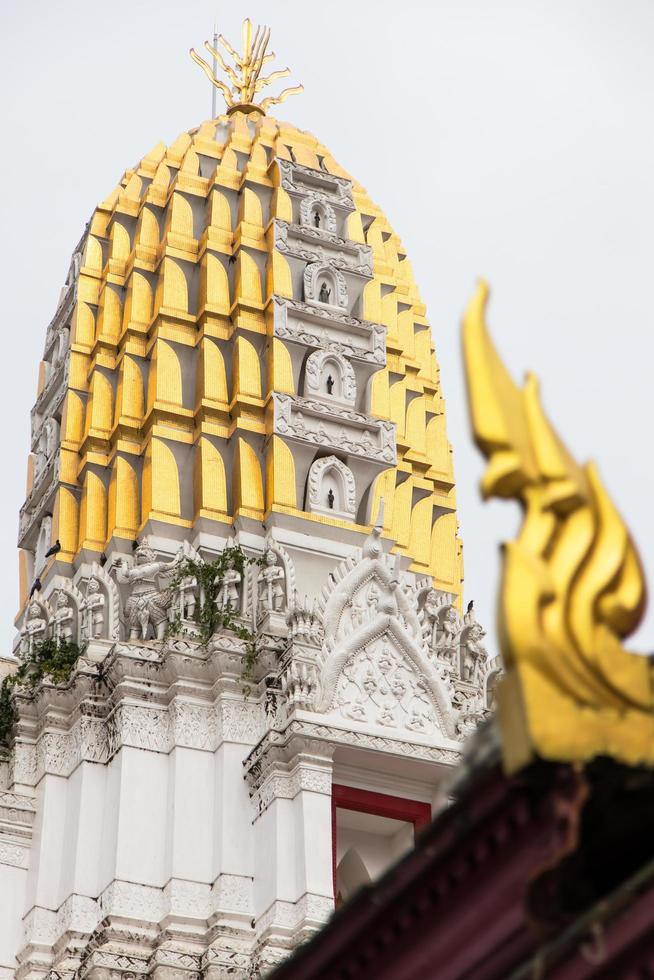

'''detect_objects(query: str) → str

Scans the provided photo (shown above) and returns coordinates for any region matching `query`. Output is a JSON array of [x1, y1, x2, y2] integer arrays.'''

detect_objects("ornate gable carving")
[[316, 518, 456, 738]]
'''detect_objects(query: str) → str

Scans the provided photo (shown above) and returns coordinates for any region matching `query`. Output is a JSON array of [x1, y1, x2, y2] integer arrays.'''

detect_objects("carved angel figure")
[[436, 605, 462, 663], [175, 575, 197, 622], [257, 549, 285, 615], [53, 591, 74, 643], [81, 577, 105, 640], [461, 622, 488, 685], [20, 601, 47, 657], [455, 691, 486, 739], [422, 588, 441, 649], [116, 541, 183, 641], [215, 559, 241, 613]]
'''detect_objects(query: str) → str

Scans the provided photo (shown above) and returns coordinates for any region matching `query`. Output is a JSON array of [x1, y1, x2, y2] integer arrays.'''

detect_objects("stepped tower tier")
[[1, 21, 497, 980]]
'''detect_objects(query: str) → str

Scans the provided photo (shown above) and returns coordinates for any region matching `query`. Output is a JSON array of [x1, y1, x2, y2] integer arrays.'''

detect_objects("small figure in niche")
[[327, 488, 335, 509], [326, 374, 334, 395], [313, 209, 321, 228], [319, 282, 331, 303]]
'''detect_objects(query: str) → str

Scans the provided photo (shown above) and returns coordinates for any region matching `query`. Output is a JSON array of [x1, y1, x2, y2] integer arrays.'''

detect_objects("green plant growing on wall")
[[0, 636, 83, 750], [166, 545, 263, 678]]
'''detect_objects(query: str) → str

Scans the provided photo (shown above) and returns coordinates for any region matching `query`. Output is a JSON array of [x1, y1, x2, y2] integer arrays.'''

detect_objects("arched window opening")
[[332, 786, 431, 907]]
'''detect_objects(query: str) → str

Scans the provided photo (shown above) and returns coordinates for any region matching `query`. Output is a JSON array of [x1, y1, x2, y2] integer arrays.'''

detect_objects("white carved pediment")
[[317, 614, 456, 739], [320, 529, 420, 646], [315, 521, 455, 737]]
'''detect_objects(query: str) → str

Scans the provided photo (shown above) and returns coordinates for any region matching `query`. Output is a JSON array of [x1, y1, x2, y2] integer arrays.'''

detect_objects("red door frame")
[[331, 783, 432, 897]]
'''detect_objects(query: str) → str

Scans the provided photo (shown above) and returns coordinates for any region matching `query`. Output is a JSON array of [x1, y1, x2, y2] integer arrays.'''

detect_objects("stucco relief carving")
[[275, 220, 373, 276], [274, 393, 396, 464], [285, 594, 322, 644], [280, 657, 319, 712], [52, 589, 75, 642], [108, 704, 171, 755], [315, 520, 457, 739], [461, 617, 489, 685], [299, 193, 337, 234], [78, 560, 121, 641], [55, 893, 101, 940], [22, 905, 59, 947], [307, 455, 356, 519], [218, 698, 264, 744], [277, 160, 354, 208], [335, 638, 439, 735], [80, 577, 105, 639], [256, 549, 285, 618], [165, 878, 212, 920], [115, 537, 184, 640], [212, 873, 253, 915], [19, 596, 50, 657], [0, 840, 29, 869], [100, 879, 167, 922], [303, 261, 348, 309], [251, 763, 332, 817], [288, 719, 461, 764], [12, 742, 37, 786], [304, 349, 356, 405], [33, 514, 53, 574], [421, 592, 463, 665], [254, 535, 295, 624], [170, 700, 216, 750]]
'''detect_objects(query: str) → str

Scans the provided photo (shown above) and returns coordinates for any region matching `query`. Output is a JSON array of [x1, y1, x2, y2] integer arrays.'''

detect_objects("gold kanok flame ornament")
[[190, 18, 304, 116], [463, 280, 653, 774]]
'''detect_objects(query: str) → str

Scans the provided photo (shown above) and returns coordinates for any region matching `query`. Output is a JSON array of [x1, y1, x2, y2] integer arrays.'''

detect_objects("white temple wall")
[[25, 773, 67, 912], [0, 864, 26, 979], [97, 749, 122, 895], [113, 746, 169, 887], [292, 787, 333, 904], [211, 740, 255, 883], [60, 761, 106, 900], [166, 745, 215, 885]]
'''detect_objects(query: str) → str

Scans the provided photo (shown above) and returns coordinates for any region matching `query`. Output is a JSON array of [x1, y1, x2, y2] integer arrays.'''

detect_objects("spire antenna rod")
[[211, 23, 218, 118]]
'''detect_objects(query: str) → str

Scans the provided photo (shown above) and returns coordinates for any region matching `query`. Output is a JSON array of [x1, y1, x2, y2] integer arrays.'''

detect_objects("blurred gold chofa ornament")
[[190, 18, 304, 115], [463, 280, 654, 774]]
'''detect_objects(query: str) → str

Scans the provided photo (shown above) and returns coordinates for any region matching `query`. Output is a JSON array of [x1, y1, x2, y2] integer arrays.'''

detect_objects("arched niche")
[[300, 193, 337, 234], [34, 516, 53, 575], [307, 455, 356, 520], [304, 349, 356, 406], [304, 261, 347, 309]]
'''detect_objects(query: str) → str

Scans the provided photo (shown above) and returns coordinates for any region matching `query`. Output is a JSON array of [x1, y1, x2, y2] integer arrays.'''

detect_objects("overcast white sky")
[[0, 0, 652, 653]]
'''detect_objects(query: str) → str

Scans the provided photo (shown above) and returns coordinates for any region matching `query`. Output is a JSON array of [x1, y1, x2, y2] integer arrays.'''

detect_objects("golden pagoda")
[[18, 18, 462, 609]]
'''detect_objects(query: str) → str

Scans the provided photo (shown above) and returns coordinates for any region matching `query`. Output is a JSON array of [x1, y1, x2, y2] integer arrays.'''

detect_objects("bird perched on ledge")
[[44, 539, 61, 558]]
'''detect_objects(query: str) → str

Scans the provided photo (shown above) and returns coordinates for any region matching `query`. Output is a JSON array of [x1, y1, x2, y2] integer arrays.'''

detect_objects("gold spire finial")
[[462, 280, 653, 774], [190, 18, 304, 116]]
